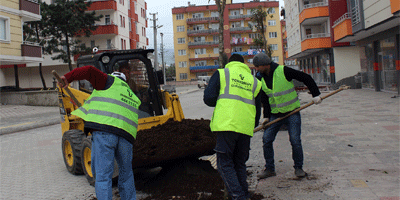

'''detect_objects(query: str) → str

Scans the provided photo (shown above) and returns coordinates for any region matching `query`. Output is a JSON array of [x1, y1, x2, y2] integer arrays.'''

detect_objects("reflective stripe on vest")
[[210, 62, 262, 136], [261, 65, 300, 113], [71, 75, 140, 139], [218, 68, 259, 106]]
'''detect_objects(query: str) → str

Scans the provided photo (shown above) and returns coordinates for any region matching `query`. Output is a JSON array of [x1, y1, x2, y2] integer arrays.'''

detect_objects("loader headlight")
[[102, 56, 110, 64]]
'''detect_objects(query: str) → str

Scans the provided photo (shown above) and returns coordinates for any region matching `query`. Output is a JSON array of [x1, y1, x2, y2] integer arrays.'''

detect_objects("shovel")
[[52, 70, 82, 107], [254, 85, 350, 132]]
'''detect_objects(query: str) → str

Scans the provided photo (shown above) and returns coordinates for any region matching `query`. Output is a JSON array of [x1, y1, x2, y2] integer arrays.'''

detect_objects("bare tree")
[[250, 6, 274, 58], [209, 0, 227, 68]]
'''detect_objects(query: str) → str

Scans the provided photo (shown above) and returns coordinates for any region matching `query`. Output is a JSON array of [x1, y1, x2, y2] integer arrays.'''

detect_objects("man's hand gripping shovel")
[[254, 85, 350, 133], [52, 70, 82, 107]]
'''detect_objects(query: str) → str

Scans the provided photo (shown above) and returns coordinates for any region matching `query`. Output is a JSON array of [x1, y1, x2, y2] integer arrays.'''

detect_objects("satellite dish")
[[92, 47, 99, 53]]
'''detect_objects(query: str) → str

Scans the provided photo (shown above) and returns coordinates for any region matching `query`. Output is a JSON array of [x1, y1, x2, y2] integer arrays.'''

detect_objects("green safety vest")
[[261, 65, 300, 114], [210, 61, 262, 136], [72, 75, 141, 139]]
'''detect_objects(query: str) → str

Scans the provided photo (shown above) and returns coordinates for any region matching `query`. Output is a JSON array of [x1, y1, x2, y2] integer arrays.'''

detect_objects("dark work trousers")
[[214, 131, 251, 200]]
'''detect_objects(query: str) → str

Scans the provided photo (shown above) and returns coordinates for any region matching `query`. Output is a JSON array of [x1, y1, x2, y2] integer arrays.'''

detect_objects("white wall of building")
[[136, 0, 147, 49], [363, 0, 392, 29], [285, 0, 302, 58], [333, 46, 362, 82]]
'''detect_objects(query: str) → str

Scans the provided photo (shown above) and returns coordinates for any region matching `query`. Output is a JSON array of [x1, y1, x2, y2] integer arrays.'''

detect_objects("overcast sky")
[[145, 0, 285, 51]]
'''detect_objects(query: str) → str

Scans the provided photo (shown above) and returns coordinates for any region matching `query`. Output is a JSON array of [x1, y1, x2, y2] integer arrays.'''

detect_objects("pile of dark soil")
[[132, 118, 216, 169]]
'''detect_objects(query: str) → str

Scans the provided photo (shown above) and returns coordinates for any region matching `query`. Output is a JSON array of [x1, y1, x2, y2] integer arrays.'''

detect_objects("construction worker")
[[204, 54, 262, 200], [253, 52, 322, 179], [58, 65, 140, 200]]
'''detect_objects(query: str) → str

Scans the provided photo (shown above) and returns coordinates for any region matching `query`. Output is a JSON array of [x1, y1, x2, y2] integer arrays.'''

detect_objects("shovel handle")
[[52, 70, 82, 107], [253, 85, 349, 133]]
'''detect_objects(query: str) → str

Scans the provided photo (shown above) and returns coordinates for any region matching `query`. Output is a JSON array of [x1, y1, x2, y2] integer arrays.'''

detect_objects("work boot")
[[295, 168, 307, 177], [257, 169, 276, 179]]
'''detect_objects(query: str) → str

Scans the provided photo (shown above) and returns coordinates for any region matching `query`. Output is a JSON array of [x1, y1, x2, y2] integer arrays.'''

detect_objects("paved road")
[[1, 85, 399, 200]]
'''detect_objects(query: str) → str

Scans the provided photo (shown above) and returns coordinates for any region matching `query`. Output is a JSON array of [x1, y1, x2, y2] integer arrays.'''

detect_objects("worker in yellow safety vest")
[[204, 54, 262, 200]]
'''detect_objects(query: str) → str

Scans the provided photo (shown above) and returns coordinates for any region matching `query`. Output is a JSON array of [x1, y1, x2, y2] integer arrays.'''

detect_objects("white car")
[[197, 76, 211, 88]]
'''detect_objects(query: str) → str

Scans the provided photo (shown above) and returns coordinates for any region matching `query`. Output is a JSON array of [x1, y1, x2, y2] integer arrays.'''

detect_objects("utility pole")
[[149, 12, 162, 71], [160, 32, 166, 85]]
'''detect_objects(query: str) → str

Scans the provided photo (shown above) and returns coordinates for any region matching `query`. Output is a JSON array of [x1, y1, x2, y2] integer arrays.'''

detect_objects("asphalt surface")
[[1, 85, 399, 200]]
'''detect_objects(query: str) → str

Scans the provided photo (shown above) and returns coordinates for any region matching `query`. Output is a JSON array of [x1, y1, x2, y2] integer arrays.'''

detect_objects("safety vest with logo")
[[261, 65, 300, 114], [210, 61, 262, 137], [71, 75, 141, 139]]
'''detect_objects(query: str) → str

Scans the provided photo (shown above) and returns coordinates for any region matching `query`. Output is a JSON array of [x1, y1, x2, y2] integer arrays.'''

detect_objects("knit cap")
[[253, 52, 272, 66]]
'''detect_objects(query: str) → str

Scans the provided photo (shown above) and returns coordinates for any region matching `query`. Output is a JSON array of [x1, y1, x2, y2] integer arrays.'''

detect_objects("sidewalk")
[[248, 88, 400, 200], [0, 84, 200, 135]]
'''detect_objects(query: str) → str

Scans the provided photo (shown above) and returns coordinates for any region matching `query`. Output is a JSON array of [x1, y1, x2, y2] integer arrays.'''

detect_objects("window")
[[105, 15, 110, 25], [230, 10, 240, 16], [231, 22, 241, 28], [269, 32, 277, 38], [195, 61, 207, 66], [193, 24, 204, 30], [268, 20, 276, 26], [214, 60, 219, 65], [232, 34, 241, 39], [214, 48, 219, 54], [129, 21, 131, 31], [91, 40, 95, 48], [179, 73, 188, 80], [179, 62, 187, 68], [0, 17, 9, 42], [123, 17, 125, 28], [107, 39, 112, 49], [135, 22, 138, 34], [211, 11, 219, 17], [249, 33, 260, 39], [213, 35, 219, 42], [211, 23, 219, 30], [177, 38, 185, 44], [177, 26, 184, 32], [232, 46, 242, 52], [195, 48, 206, 55], [176, 14, 184, 20], [121, 39, 123, 49], [178, 49, 186, 56], [268, 8, 275, 14], [272, 56, 279, 63], [192, 13, 204, 18], [269, 44, 278, 51], [120, 15, 123, 27], [134, 2, 137, 14], [193, 36, 205, 42]]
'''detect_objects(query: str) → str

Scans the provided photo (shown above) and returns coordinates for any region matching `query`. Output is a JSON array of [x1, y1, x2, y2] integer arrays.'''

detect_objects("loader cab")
[[76, 49, 163, 117]]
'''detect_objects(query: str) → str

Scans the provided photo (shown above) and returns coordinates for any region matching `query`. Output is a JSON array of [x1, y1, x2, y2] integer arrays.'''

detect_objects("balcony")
[[301, 33, 332, 51], [21, 41, 42, 58], [187, 29, 218, 36], [87, 0, 117, 11], [332, 13, 353, 42], [189, 56, 218, 61], [232, 49, 264, 56], [391, 0, 400, 13], [230, 27, 252, 33], [188, 41, 219, 47], [299, 1, 329, 24], [187, 17, 219, 24], [190, 65, 219, 72], [229, 14, 252, 21], [20, 0, 40, 21], [92, 23, 118, 35]]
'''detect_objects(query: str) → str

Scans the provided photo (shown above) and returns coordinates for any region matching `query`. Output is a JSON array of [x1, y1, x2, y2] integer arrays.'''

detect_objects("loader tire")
[[81, 136, 95, 186], [81, 136, 119, 186], [62, 129, 85, 175]]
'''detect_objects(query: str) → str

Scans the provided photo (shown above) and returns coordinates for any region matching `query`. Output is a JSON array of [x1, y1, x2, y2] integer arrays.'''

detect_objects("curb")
[[0, 117, 60, 135], [178, 89, 200, 95]]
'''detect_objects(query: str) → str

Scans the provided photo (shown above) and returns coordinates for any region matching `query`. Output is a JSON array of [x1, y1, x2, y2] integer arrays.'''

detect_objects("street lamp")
[[160, 32, 166, 85]]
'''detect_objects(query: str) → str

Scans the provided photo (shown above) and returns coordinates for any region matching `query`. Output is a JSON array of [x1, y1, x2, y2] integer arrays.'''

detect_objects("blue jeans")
[[262, 112, 303, 171], [92, 131, 136, 200], [214, 131, 251, 200]]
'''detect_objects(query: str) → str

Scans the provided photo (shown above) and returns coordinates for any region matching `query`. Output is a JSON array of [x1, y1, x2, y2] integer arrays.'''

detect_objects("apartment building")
[[0, 0, 43, 88], [332, 0, 399, 93], [1, 0, 148, 89], [172, 0, 283, 81], [285, 0, 399, 93]]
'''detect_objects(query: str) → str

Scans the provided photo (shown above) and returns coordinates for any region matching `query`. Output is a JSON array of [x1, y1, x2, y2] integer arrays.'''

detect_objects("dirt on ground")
[[132, 118, 216, 169]]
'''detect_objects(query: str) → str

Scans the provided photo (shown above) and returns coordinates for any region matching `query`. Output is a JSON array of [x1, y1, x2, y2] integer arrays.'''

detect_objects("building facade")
[[1, 0, 148, 89], [172, 0, 283, 81], [285, 0, 399, 93], [0, 0, 43, 88], [332, 0, 399, 93]]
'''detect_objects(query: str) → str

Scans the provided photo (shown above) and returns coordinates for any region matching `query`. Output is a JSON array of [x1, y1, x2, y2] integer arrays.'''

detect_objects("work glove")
[[312, 96, 322, 104], [58, 76, 69, 89]]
